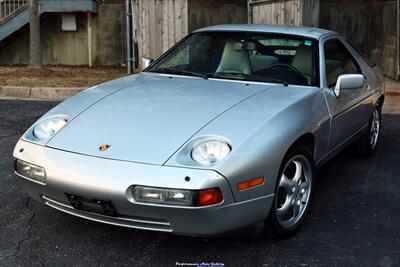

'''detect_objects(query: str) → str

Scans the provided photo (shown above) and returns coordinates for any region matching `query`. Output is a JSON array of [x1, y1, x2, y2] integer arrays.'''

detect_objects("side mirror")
[[142, 57, 154, 69], [334, 74, 365, 98]]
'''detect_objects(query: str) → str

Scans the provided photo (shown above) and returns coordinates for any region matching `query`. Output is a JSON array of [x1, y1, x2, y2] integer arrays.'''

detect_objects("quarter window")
[[324, 39, 361, 87]]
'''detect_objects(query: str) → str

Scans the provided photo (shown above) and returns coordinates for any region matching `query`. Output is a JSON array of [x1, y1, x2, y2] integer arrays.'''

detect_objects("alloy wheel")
[[275, 155, 312, 229], [370, 108, 380, 150]]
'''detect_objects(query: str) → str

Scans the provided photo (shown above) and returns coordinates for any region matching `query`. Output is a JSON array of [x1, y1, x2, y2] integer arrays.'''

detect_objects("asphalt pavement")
[[0, 98, 399, 267]]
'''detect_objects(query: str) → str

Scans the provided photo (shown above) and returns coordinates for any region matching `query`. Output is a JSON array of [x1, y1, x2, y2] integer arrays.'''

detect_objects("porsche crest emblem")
[[99, 144, 111, 151]]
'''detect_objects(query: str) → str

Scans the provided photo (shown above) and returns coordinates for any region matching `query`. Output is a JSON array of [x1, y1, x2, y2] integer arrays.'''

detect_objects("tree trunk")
[[29, 0, 42, 68]]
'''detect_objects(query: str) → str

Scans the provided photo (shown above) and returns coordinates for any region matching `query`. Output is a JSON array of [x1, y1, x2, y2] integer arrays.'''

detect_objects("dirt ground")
[[0, 65, 129, 87]]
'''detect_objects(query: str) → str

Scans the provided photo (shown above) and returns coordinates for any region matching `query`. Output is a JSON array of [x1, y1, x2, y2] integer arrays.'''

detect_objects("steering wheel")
[[263, 63, 303, 77]]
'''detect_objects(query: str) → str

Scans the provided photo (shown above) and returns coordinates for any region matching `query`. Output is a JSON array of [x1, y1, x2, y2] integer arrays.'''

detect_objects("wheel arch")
[[377, 94, 385, 110], [287, 133, 315, 159]]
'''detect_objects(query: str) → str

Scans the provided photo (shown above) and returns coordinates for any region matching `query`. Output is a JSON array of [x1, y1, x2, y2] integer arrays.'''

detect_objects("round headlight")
[[191, 140, 231, 166], [33, 115, 69, 139]]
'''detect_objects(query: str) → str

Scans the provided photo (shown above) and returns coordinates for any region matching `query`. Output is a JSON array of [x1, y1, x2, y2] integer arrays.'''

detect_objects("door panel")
[[324, 87, 372, 150], [322, 38, 373, 150]]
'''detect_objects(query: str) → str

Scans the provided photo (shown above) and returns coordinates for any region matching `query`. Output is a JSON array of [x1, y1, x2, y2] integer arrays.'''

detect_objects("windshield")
[[147, 31, 319, 86]]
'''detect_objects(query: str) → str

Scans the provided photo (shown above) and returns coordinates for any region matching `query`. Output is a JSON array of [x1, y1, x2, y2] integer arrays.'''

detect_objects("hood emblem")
[[99, 144, 111, 151]]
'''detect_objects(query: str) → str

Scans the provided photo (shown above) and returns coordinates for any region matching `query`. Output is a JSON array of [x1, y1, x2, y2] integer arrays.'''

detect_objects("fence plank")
[[134, 0, 188, 68], [251, 0, 312, 26]]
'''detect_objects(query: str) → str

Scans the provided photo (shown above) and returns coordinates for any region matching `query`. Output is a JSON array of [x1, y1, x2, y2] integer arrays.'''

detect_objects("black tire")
[[265, 144, 315, 239], [356, 104, 382, 158]]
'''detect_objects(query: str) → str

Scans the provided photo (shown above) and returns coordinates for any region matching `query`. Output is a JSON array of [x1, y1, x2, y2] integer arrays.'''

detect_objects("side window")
[[324, 39, 361, 87], [348, 41, 376, 67]]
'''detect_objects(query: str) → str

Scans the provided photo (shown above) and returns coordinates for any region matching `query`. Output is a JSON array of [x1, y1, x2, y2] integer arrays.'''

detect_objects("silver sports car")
[[13, 24, 385, 238]]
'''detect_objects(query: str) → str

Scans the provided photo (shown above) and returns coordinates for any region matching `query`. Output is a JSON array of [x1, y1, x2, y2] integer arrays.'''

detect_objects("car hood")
[[47, 73, 271, 165], [165, 84, 322, 171]]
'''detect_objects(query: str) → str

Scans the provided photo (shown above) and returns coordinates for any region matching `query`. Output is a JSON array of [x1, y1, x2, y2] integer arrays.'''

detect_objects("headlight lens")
[[132, 186, 223, 206], [15, 159, 46, 184], [33, 115, 69, 139], [191, 140, 231, 166], [133, 186, 194, 206]]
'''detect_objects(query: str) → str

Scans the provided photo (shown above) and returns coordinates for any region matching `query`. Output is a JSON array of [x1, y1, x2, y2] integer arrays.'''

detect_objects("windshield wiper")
[[213, 72, 288, 86], [151, 67, 210, 80]]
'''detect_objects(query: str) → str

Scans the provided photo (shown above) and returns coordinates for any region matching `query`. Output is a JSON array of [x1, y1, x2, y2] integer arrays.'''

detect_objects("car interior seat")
[[216, 41, 252, 74], [291, 44, 313, 84]]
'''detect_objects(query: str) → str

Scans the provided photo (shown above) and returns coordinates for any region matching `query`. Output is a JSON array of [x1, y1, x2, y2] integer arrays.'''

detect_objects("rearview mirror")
[[334, 74, 364, 98], [233, 41, 256, 51], [142, 57, 154, 69]]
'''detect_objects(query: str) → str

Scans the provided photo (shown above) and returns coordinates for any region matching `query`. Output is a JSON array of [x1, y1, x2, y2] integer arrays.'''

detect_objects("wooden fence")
[[132, 0, 320, 68], [249, 0, 319, 27], [133, 0, 188, 67], [132, 0, 248, 68]]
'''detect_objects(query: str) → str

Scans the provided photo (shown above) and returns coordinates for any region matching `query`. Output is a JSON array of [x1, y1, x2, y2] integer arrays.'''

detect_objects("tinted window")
[[348, 41, 376, 67], [147, 32, 319, 86], [324, 39, 361, 87]]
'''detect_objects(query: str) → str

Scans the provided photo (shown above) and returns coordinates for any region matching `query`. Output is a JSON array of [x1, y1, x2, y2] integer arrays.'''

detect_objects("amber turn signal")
[[237, 176, 265, 190], [197, 188, 223, 206]]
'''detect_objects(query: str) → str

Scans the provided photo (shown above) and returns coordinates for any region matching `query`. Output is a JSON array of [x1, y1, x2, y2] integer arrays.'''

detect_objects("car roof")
[[194, 24, 339, 40]]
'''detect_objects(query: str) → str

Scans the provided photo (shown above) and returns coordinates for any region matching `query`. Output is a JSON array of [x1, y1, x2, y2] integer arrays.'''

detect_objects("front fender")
[[166, 85, 330, 203]]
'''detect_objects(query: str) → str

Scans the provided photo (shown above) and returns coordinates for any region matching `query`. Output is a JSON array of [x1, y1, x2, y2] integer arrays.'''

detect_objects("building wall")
[[93, 3, 127, 65], [320, 0, 397, 79], [0, 3, 126, 66]]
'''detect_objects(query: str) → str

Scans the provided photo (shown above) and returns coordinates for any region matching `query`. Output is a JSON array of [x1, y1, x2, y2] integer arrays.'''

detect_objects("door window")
[[324, 39, 361, 87]]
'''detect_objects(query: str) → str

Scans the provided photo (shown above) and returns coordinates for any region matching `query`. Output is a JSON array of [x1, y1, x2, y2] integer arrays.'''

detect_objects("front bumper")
[[13, 140, 273, 236]]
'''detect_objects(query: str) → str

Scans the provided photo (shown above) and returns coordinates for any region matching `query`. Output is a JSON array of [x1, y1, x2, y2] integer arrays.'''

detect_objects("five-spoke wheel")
[[357, 104, 382, 157], [370, 108, 381, 150], [266, 145, 315, 238], [276, 155, 312, 229]]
